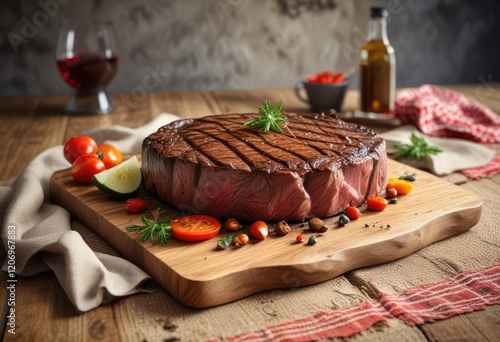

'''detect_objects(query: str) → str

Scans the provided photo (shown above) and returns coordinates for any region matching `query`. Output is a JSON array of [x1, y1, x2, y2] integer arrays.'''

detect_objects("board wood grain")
[[50, 158, 482, 308]]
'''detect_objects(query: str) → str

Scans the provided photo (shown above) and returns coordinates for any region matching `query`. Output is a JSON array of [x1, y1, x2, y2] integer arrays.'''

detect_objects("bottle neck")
[[367, 16, 388, 43]]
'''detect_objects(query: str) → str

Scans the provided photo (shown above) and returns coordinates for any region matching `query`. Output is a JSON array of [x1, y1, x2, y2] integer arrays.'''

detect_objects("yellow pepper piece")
[[387, 178, 414, 195]]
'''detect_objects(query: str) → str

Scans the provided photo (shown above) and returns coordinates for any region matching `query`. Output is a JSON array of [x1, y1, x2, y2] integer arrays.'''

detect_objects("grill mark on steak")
[[203, 115, 346, 171], [180, 133, 227, 168], [192, 120, 302, 170], [230, 130, 304, 169], [224, 114, 364, 169], [192, 128, 273, 171], [250, 131, 326, 169], [204, 113, 360, 146], [144, 112, 384, 174], [285, 117, 369, 149], [228, 129, 314, 171], [192, 118, 326, 171], [281, 116, 378, 169]]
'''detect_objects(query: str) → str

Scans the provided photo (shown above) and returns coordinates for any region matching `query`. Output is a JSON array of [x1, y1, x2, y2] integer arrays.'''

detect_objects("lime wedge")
[[92, 155, 142, 196]]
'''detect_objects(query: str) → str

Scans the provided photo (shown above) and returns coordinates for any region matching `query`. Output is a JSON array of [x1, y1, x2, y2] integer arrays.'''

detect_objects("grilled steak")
[[142, 112, 387, 222]]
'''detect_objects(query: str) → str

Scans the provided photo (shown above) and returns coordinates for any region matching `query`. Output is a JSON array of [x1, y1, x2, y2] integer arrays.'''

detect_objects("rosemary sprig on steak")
[[126, 208, 172, 245], [243, 100, 287, 133], [394, 133, 442, 161]]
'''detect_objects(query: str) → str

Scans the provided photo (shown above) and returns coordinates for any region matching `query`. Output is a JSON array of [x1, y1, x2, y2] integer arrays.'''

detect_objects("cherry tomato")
[[367, 196, 389, 211], [345, 206, 360, 220], [171, 215, 221, 242], [125, 198, 147, 214], [249, 220, 268, 240], [98, 144, 123, 168], [64, 135, 98, 164], [70, 154, 106, 183]]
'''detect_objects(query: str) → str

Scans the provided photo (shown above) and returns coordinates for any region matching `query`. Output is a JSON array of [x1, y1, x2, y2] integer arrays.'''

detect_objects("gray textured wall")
[[1, 0, 499, 97]]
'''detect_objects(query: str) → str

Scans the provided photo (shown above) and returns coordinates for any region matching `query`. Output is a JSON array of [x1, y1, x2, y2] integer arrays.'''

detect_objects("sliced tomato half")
[[171, 215, 221, 242]]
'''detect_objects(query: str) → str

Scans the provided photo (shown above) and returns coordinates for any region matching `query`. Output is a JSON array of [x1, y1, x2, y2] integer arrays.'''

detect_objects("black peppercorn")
[[338, 214, 350, 227], [389, 198, 398, 204], [307, 236, 317, 245]]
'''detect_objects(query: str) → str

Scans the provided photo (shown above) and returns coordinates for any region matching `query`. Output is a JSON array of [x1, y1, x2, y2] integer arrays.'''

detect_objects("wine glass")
[[56, 20, 118, 115]]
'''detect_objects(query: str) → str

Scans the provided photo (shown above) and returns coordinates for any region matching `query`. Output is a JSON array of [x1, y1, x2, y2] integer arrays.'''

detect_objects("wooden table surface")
[[1, 85, 499, 341]]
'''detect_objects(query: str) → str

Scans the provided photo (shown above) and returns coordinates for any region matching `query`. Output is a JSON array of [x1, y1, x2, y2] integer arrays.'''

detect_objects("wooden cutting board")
[[50, 158, 482, 308]]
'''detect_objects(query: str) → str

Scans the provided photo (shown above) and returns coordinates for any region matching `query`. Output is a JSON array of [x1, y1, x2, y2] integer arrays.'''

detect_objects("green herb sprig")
[[127, 208, 172, 245], [394, 133, 442, 161], [243, 100, 286, 133]]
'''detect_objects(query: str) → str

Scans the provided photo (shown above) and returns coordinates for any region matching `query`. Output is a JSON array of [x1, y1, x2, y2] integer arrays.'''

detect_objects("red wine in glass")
[[56, 53, 118, 91], [56, 21, 118, 114]]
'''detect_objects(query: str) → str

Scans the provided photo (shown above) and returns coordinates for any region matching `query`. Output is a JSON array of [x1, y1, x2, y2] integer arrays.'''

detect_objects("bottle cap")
[[370, 7, 388, 18]]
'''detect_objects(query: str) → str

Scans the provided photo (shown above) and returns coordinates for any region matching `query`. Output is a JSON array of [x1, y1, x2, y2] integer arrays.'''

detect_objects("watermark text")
[[6, 224, 17, 335]]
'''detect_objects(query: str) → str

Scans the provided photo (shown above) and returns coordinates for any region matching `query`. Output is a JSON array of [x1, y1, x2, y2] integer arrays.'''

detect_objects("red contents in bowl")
[[307, 71, 345, 84]]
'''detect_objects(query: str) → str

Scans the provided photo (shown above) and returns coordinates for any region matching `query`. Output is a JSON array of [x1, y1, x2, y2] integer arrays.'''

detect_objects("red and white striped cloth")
[[461, 155, 500, 180], [395, 85, 500, 179], [380, 260, 500, 325], [210, 260, 500, 342], [396, 85, 500, 144]]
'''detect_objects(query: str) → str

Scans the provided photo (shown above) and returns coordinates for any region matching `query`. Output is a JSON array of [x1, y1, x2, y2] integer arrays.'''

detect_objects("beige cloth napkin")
[[380, 125, 496, 175], [0, 113, 180, 312]]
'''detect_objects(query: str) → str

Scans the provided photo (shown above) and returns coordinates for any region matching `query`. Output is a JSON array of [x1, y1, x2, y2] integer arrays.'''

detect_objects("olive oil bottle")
[[360, 7, 396, 114]]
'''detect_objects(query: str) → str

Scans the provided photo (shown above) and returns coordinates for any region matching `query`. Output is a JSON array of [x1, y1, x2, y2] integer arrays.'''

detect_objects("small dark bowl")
[[295, 79, 349, 113]]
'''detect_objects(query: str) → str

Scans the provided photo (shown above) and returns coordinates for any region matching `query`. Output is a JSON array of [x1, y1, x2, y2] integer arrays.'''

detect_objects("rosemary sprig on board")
[[126, 208, 172, 245], [394, 133, 442, 161]]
